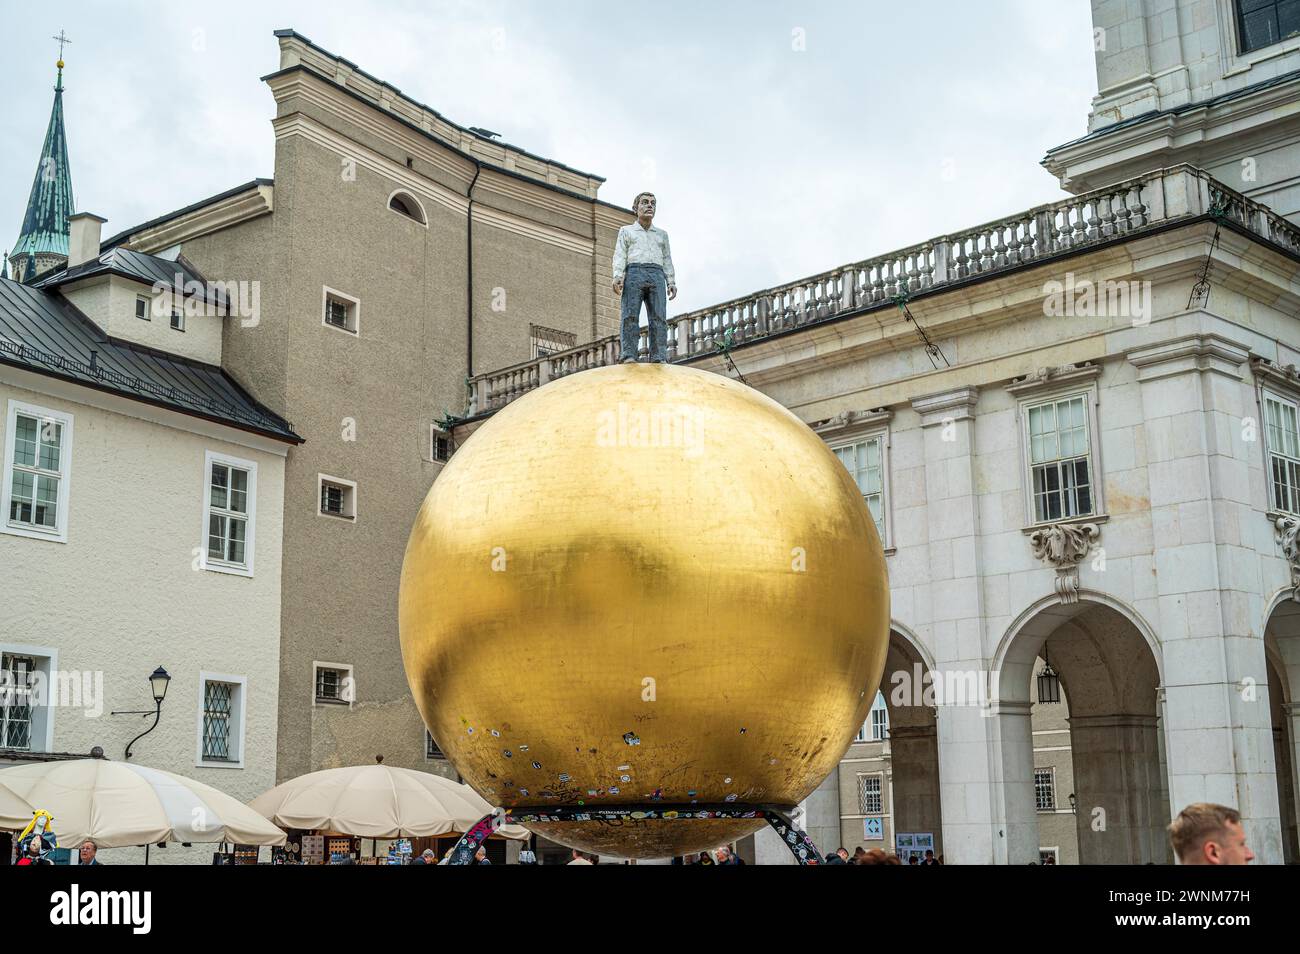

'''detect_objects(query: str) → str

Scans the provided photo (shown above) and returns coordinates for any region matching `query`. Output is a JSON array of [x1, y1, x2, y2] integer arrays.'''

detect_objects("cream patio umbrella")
[[249, 762, 529, 840], [0, 778, 36, 831], [0, 759, 286, 849]]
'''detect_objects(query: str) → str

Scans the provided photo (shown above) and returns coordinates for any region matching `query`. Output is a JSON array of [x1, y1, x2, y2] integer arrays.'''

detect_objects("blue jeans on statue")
[[620, 263, 668, 363]]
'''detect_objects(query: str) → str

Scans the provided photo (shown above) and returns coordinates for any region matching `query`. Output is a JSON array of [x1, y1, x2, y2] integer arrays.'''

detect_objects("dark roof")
[[0, 277, 300, 443], [101, 178, 273, 251], [34, 247, 230, 308]]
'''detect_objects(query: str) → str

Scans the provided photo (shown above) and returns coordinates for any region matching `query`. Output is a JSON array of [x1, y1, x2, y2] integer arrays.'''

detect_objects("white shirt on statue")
[[613, 221, 676, 287]]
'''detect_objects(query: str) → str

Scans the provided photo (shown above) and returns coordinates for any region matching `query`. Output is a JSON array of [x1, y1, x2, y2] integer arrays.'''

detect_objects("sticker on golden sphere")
[[399, 363, 889, 859]]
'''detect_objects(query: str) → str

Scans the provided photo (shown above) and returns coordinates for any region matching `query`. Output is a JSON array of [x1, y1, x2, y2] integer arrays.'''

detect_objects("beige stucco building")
[[98, 31, 633, 783]]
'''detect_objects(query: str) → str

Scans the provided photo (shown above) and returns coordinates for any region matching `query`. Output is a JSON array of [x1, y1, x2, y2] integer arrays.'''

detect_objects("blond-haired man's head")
[[1168, 803, 1254, 865]]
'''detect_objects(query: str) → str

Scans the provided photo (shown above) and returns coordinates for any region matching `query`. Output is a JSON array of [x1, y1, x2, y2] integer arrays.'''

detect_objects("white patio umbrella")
[[0, 759, 286, 849], [0, 779, 36, 830], [249, 763, 529, 840]]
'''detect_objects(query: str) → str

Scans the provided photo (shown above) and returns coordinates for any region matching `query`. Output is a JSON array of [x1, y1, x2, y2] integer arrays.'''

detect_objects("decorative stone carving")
[[1029, 522, 1100, 604], [1005, 362, 1100, 396], [1274, 515, 1300, 602]]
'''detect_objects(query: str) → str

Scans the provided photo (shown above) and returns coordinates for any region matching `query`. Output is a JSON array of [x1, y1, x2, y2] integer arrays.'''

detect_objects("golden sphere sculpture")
[[399, 363, 889, 859]]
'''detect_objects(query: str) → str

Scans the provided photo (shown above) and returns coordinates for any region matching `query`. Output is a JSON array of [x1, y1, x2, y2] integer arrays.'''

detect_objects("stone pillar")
[[888, 723, 944, 856], [909, 385, 1015, 862], [1282, 703, 1300, 861], [1127, 333, 1284, 862], [1068, 714, 1167, 863]]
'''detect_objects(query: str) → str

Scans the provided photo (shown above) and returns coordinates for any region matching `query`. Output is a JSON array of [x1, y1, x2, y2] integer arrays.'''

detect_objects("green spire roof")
[[12, 62, 75, 264]]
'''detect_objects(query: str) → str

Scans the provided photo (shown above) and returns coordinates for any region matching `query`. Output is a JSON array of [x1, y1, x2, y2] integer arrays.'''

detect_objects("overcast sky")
[[1, 0, 1098, 314]]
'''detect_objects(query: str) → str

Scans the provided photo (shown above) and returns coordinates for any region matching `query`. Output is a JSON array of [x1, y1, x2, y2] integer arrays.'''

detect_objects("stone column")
[[909, 386, 1021, 862], [888, 723, 944, 856], [1068, 713, 1166, 863], [1282, 703, 1300, 861], [1127, 333, 1284, 862]]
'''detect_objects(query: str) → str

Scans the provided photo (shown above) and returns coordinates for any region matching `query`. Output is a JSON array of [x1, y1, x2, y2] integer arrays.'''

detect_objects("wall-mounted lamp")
[[110, 666, 171, 759]]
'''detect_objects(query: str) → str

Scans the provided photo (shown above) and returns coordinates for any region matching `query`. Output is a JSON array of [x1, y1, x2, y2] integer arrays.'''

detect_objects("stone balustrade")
[[465, 166, 1291, 416]]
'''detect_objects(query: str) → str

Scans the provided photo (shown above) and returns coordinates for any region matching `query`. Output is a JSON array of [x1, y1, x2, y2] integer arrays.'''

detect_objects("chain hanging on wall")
[[713, 326, 750, 386], [1187, 198, 1229, 310], [892, 290, 949, 370]]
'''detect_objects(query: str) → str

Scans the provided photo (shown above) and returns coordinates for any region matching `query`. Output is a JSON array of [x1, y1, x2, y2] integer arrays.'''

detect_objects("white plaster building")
[[0, 212, 299, 863]]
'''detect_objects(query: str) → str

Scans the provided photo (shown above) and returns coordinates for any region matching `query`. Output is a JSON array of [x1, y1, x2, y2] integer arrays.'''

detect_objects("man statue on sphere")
[[612, 191, 677, 363]]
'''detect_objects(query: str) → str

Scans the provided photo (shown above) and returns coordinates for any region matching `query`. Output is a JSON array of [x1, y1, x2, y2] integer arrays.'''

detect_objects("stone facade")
[[1045, 0, 1300, 220]]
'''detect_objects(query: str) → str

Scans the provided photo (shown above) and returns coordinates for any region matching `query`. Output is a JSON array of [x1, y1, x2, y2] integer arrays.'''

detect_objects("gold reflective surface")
[[399, 363, 889, 858]]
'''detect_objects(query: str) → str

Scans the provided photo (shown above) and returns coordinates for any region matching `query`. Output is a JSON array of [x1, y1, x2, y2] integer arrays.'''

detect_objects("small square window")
[[323, 289, 360, 335], [431, 425, 452, 463], [135, 296, 150, 321], [170, 308, 185, 332], [318, 475, 356, 520], [314, 664, 352, 705]]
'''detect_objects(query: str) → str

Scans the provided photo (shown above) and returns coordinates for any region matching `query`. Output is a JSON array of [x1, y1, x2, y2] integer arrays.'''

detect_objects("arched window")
[[388, 191, 427, 225]]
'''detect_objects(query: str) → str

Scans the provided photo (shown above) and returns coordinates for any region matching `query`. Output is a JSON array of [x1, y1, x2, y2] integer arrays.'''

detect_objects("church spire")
[[8, 32, 76, 283]]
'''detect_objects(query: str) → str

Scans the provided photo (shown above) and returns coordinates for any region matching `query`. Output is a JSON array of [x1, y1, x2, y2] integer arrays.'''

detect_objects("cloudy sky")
[[1, 1, 1098, 314]]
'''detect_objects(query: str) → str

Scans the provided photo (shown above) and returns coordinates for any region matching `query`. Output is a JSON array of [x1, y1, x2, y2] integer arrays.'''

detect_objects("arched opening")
[[1264, 597, 1300, 863], [388, 191, 427, 225], [880, 628, 944, 862], [995, 596, 1168, 864]]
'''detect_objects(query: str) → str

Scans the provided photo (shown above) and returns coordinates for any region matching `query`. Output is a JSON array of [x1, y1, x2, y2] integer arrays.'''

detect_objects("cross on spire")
[[53, 29, 71, 61]]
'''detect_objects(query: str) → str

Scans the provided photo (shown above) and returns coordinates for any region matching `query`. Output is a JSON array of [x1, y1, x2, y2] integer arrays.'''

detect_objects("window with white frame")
[[1035, 767, 1056, 811], [318, 475, 357, 520], [857, 774, 883, 815], [323, 288, 360, 335], [1039, 847, 1059, 864], [314, 663, 353, 705], [197, 673, 245, 767], [170, 307, 185, 332], [0, 653, 37, 750], [135, 295, 150, 321], [871, 705, 889, 741], [388, 191, 427, 225], [1025, 394, 1095, 523], [0, 648, 54, 752], [1264, 392, 1300, 514], [834, 435, 886, 534], [854, 691, 888, 742], [203, 453, 256, 575], [3, 400, 73, 542]]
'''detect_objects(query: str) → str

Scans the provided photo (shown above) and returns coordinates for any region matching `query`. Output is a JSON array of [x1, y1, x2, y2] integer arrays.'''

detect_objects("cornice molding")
[[123, 183, 274, 256], [1125, 333, 1250, 382], [910, 386, 978, 427], [811, 407, 892, 440]]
